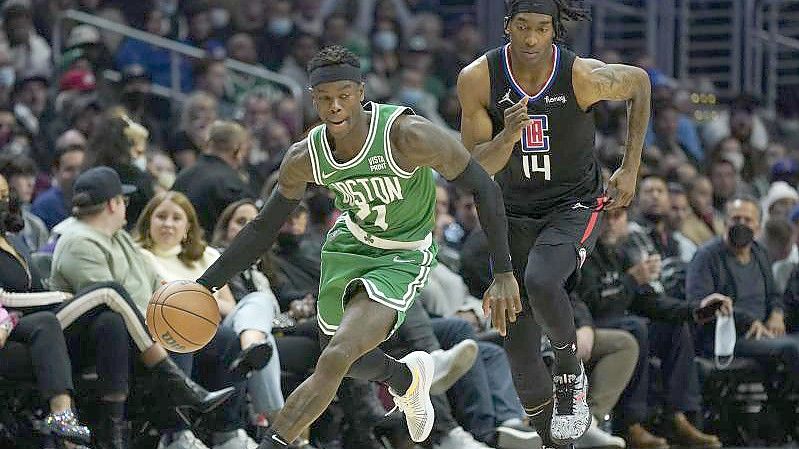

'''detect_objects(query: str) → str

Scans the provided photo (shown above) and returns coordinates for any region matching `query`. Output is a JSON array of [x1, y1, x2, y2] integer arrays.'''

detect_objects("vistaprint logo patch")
[[544, 94, 567, 105], [369, 155, 387, 171]]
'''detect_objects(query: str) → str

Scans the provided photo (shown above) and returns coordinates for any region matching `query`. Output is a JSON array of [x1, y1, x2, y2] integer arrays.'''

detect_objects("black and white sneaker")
[[550, 362, 591, 443]]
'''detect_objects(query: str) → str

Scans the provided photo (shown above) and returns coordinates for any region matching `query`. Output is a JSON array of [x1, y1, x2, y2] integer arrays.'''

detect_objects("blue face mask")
[[269, 18, 293, 36], [401, 88, 424, 105], [0, 67, 15, 87], [373, 31, 398, 52]]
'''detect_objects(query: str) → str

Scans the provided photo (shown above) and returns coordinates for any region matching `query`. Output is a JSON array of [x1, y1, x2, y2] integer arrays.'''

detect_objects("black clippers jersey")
[[486, 43, 602, 218]]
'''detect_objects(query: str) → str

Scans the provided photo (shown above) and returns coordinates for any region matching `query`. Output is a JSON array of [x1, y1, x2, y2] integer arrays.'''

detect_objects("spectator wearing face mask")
[[687, 195, 799, 396], [146, 151, 177, 194], [761, 181, 799, 223], [118, 64, 170, 148]]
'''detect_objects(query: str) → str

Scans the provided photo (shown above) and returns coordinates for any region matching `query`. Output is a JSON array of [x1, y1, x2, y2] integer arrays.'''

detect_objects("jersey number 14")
[[520, 115, 551, 181]]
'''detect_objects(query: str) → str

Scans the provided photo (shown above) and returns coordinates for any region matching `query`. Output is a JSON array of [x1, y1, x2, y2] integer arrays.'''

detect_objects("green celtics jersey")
[[308, 102, 436, 245]]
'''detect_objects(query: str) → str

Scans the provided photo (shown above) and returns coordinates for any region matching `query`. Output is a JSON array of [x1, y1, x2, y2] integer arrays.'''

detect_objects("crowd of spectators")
[[0, 1, 798, 449]]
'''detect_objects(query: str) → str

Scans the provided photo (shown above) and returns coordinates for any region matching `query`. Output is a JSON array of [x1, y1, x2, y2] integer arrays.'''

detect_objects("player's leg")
[[503, 217, 561, 447], [526, 203, 605, 443], [524, 243, 580, 375], [262, 289, 435, 447], [505, 304, 560, 447], [262, 291, 397, 446]]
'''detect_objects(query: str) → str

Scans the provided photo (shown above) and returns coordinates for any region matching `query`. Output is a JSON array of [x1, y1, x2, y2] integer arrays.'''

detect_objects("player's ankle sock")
[[552, 341, 580, 375], [382, 356, 413, 395], [526, 400, 556, 446], [260, 428, 291, 448]]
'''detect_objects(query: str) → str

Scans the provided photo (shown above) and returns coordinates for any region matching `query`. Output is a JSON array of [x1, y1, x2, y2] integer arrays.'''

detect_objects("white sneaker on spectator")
[[430, 339, 479, 395], [157, 430, 210, 449], [434, 426, 494, 449], [497, 419, 542, 449], [389, 351, 435, 442], [212, 429, 258, 449], [575, 417, 625, 449]]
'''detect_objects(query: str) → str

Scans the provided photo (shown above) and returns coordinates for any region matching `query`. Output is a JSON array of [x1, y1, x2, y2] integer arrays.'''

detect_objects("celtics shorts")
[[316, 222, 437, 337]]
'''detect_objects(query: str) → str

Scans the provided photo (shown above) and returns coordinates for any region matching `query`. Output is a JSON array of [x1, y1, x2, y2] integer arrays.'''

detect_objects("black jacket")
[[686, 237, 782, 332], [572, 240, 696, 328], [0, 233, 44, 293], [173, 154, 255, 236], [783, 266, 799, 334], [113, 163, 155, 230]]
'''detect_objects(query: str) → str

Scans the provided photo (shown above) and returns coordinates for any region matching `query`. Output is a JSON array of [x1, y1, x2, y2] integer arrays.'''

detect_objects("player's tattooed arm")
[[573, 58, 651, 209], [457, 57, 527, 176], [197, 141, 312, 291]]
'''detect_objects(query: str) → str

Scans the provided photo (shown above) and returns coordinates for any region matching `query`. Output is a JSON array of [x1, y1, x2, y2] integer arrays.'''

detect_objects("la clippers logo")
[[521, 115, 550, 153]]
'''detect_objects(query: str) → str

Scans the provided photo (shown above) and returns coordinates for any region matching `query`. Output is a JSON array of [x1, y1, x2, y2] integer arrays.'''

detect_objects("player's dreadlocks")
[[505, 0, 591, 43], [307, 45, 360, 74]]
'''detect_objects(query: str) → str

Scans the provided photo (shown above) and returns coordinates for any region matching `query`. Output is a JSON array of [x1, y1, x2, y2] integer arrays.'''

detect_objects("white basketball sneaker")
[[388, 351, 435, 443], [550, 361, 591, 443]]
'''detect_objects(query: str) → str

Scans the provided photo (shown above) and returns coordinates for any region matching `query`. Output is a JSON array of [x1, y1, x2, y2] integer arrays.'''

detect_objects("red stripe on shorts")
[[579, 196, 607, 244]]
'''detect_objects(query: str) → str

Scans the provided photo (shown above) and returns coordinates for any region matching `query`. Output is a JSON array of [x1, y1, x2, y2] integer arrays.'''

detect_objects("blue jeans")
[[431, 317, 524, 444], [221, 292, 284, 414]]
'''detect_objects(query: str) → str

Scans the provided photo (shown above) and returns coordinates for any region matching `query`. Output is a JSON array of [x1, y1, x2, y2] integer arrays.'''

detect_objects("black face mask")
[[642, 210, 665, 223], [0, 196, 24, 234], [276, 232, 300, 251], [727, 223, 754, 248], [121, 90, 151, 111]]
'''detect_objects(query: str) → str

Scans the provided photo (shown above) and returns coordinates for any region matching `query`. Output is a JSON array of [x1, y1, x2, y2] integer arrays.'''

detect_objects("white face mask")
[[133, 155, 147, 171], [714, 313, 736, 368]]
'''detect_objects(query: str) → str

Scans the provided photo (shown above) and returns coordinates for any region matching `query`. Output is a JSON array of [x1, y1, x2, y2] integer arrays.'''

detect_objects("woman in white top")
[[135, 192, 264, 449]]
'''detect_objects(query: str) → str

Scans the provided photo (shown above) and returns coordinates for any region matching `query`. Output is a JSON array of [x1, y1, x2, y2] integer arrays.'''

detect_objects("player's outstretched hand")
[[503, 95, 531, 143], [482, 272, 522, 337], [605, 166, 638, 210]]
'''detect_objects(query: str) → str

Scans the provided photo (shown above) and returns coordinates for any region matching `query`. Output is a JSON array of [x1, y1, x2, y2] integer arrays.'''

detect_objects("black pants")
[[12, 283, 144, 397], [0, 311, 73, 400], [600, 316, 701, 425], [171, 324, 244, 432], [503, 202, 604, 408]]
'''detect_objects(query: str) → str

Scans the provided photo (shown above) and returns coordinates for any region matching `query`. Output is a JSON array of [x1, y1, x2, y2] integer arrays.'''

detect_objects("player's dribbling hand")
[[503, 95, 531, 144], [482, 272, 522, 337], [605, 166, 638, 210]]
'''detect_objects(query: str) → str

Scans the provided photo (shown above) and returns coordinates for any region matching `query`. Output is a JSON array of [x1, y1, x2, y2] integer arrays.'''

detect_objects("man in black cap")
[[50, 166, 151, 302], [457, 0, 652, 446]]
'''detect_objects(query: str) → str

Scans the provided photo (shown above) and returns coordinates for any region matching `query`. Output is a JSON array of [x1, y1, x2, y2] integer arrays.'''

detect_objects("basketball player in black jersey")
[[457, 1, 651, 447]]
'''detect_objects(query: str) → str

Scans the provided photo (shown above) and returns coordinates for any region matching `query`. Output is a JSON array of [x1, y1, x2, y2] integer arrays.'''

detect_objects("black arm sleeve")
[[450, 159, 513, 274], [197, 190, 300, 291]]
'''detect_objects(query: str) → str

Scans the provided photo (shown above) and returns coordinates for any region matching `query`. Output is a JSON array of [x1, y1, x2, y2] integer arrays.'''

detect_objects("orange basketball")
[[146, 280, 220, 353]]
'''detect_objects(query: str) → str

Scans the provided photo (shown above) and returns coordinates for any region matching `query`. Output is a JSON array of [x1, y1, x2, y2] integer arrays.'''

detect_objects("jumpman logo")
[[499, 89, 515, 106]]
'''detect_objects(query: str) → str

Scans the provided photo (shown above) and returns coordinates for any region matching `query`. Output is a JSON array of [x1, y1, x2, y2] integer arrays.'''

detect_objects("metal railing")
[[53, 9, 304, 116], [745, 0, 799, 113]]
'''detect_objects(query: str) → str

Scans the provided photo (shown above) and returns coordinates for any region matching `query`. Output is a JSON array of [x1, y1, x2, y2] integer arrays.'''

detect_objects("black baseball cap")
[[72, 166, 136, 208]]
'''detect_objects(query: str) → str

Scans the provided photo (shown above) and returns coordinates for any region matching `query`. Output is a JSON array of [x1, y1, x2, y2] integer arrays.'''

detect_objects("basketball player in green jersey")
[[191, 46, 521, 448]]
